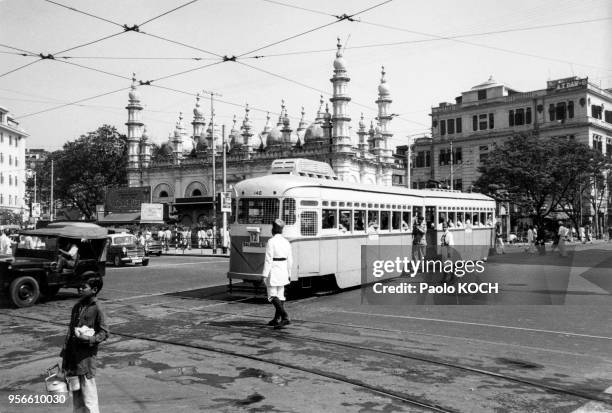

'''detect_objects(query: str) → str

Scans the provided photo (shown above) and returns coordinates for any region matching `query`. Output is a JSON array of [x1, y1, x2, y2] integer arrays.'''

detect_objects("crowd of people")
[[134, 224, 231, 253]]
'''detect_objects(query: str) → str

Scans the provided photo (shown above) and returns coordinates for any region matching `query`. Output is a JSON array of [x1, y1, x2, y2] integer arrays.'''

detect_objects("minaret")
[[139, 126, 151, 168], [191, 93, 206, 141], [241, 104, 253, 156], [297, 106, 307, 134], [375, 66, 394, 160], [281, 106, 293, 149], [329, 38, 351, 152], [323, 103, 333, 142], [260, 112, 272, 150], [357, 113, 367, 152], [368, 120, 375, 152], [172, 113, 184, 164], [126, 73, 143, 184]]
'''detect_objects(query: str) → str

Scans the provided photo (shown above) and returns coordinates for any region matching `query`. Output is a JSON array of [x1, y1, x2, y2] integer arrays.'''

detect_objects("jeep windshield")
[[112, 235, 137, 246]]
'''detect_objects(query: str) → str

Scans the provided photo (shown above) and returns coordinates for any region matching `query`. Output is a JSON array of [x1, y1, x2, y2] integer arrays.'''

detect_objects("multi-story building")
[[411, 76, 612, 232], [25, 148, 48, 171], [0, 106, 28, 215], [125, 40, 403, 226]]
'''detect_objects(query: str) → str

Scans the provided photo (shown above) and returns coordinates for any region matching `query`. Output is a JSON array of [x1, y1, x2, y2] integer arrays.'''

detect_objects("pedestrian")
[[535, 225, 546, 255], [526, 225, 535, 253], [60, 278, 108, 413], [586, 225, 593, 243], [608, 226, 612, 242], [412, 215, 427, 262], [579, 226, 585, 244], [221, 226, 230, 254], [262, 219, 292, 329], [197, 227, 206, 249], [495, 223, 505, 254], [440, 222, 454, 283], [164, 227, 172, 251], [558, 221, 569, 257], [0, 229, 12, 255]]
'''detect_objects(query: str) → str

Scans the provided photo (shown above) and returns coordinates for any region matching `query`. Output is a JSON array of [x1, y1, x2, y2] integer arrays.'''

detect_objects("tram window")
[[413, 206, 423, 221], [339, 210, 352, 231], [368, 203, 373, 208], [472, 212, 479, 226], [392, 211, 401, 230], [438, 212, 447, 229], [347, 202, 352, 207], [339, 202, 345, 207], [354, 210, 365, 231], [448, 211, 456, 228], [401, 211, 411, 231], [479, 212, 486, 226], [322, 201, 329, 206], [322, 209, 337, 229], [300, 200, 318, 206], [300, 211, 318, 236], [361, 203, 366, 207], [282, 198, 296, 225], [380, 211, 390, 230], [367, 210, 379, 229], [238, 198, 279, 224], [456, 212, 464, 227]]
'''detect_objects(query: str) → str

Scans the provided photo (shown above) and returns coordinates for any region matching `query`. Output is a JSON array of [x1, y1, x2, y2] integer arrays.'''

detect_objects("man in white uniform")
[[261, 219, 292, 329]]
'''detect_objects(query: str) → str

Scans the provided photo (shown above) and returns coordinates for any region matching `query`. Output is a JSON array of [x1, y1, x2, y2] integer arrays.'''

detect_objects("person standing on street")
[[558, 221, 569, 257], [412, 215, 427, 262], [60, 278, 108, 413], [262, 219, 292, 329]]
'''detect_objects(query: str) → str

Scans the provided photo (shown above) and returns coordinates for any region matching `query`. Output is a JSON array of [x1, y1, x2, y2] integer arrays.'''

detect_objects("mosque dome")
[[378, 66, 390, 96], [160, 142, 173, 156], [303, 123, 324, 143], [266, 127, 283, 146], [333, 38, 346, 71]]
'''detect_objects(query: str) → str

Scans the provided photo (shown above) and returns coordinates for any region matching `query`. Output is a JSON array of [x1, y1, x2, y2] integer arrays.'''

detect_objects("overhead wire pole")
[[203, 89, 222, 254]]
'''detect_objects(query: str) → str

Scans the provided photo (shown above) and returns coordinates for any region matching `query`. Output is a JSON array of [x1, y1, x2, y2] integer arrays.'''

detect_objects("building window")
[[515, 108, 525, 125], [479, 114, 487, 130], [549, 104, 556, 121], [568, 101, 574, 118], [479, 153, 488, 162], [526, 107, 532, 124], [425, 151, 431, 167], [593, 134, 603, 153], [8, 195, 11, 206], [556, 102, 566, 120], [447, 118, 455, 134], [605, 110, 612, 124], [472, 115, 477, 131], [454, 147, 462, 164], [416, 151, 425, 168], [606, 139, 612, 158], [454, 179, 462, 191], [412, 182, 418, 189], [159, 191, 168, 198], [509, 110, 514, 126], [9, 136, 12, 146], [456, 117, 462, 133], [591, 104, 602, 119], [0, 173, 3, 184], [440, 119, 446, 136], [9, 155, 12, 166], [439, 149, 451, 166], [478, 89, 487, 100]]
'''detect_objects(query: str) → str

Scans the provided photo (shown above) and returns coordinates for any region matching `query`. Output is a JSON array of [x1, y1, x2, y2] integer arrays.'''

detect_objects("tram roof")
[[234, 174, 494, 202]]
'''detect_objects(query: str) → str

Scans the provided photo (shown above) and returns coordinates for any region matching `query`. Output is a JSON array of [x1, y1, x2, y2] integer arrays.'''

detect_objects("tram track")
[[3, 312, 456, 413]]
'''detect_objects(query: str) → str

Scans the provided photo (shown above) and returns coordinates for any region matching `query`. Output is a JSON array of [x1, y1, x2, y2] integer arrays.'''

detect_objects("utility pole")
[[50, 160, 54, 222], [406, 136, 412, 189], [204, 89, 222, 254], [450, 139, 454, 190], [222, 124, 227, 254]]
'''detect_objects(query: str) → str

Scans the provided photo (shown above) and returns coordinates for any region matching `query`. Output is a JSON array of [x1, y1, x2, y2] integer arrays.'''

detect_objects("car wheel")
[[9, 276, 40, 308], [114, 255, 123, 267], [42, 285, 61, 298], [142, 259, 149, 267], [157, 251, 162, 256]]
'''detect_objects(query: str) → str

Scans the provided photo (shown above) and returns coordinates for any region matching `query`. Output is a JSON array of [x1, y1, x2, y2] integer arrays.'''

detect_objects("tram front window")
[[282, 198, 296, 225], [238, 198, 280, 224]]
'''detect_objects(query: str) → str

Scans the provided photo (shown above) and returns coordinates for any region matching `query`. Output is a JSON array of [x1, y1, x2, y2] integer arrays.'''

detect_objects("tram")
[[228, 159, 496, 290]]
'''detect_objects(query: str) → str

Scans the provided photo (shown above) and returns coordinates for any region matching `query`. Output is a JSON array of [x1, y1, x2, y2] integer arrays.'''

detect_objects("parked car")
[[0, 222, 107, 308], [106, 233, 149, 267], [145, 235, 163, 257]]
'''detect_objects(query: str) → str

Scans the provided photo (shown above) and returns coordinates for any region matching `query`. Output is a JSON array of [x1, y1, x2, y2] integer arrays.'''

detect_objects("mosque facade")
[[125, 40, 404, 226]]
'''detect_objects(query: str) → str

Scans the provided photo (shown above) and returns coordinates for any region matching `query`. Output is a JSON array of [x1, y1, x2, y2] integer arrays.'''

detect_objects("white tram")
[[228, 159, 496, 289]]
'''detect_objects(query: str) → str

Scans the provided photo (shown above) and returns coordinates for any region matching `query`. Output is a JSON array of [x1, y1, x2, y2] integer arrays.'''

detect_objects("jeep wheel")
[[9, 276, 40, 308], [114, 255, 123, 267], [142, 259, 149, 267]]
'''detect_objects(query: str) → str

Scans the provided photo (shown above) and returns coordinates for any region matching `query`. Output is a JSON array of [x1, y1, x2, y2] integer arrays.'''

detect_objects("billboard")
[[141, 203, 164, 223], [106, 186, 151, 213]]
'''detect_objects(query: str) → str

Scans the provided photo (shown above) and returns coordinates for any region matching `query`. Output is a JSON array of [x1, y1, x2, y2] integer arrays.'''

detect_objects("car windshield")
[[17, 235, 56, 252], [113, 235, 136, 246]]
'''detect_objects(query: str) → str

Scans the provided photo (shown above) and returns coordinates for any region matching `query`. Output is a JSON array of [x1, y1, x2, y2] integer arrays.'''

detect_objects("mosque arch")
[[363, 176, 376, 185], [153, 183, 174, 202], [184, 181, 208, 197]]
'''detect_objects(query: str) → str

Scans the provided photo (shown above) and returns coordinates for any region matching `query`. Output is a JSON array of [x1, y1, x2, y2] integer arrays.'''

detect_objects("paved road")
[[0, 249, 611, 412]]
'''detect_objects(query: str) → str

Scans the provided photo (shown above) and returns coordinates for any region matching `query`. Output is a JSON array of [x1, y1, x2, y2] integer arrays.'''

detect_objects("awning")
[[98, 212, 141, 224]]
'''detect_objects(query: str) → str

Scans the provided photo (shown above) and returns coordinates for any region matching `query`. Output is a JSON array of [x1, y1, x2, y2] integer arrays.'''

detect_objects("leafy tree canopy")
[[474, 133, 607, 222]]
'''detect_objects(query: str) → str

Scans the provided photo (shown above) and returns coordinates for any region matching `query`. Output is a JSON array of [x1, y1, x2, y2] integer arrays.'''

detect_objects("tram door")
[[425, 206, 437, 257]]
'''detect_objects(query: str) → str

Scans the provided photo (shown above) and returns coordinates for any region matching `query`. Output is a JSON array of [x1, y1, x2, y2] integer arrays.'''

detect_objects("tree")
[[37, 125, 128, 219], [474, 133, 605, 226]]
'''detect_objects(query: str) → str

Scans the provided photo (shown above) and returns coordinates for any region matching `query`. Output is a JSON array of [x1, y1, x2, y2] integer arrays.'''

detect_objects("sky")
[[1, 0, 611, 152]]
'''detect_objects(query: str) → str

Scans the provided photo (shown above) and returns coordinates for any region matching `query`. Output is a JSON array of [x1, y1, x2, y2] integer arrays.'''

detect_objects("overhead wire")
[[236, 0, 394, 58], [138, 0, 200, 27]]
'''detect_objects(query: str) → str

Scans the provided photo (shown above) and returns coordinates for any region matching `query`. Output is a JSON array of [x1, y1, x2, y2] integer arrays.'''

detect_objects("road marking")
[[335, 310, 612, 340], [571, 401, 612, 412]]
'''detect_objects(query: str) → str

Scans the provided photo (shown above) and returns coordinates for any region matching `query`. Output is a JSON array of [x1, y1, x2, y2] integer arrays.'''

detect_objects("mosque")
[[125, 39, 406, 226]]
